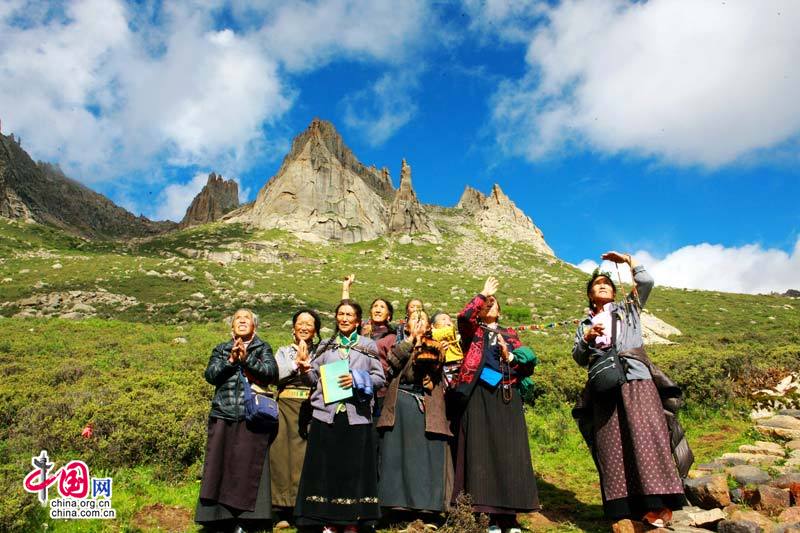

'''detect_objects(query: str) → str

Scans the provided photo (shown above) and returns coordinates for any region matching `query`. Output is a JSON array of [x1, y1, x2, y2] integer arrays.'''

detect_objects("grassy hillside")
[[0, 216, 797, 532]]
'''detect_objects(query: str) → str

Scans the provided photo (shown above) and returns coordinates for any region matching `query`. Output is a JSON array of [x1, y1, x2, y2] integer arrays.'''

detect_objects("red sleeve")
[[458, 293, 486, 345]]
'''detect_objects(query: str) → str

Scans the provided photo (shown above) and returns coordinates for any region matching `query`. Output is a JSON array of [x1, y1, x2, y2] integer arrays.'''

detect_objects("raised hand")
[[481, 276, 499, 298], [583, 323, 605, 343], [411, 318, 427, 343], [296, 339, 311, 373], [230, 337, 246, 363], [341, 273, 355, 299], [601, 251, 631, 265]]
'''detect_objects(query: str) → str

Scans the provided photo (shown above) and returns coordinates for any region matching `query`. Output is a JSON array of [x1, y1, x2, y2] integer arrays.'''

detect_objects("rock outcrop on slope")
[[457, 184, 554, 256], [0, 132, 175, 239], [180, 173, 239, 228], [230, 119, 553, 251], [386, 159, 439, 238], [227, 119, 394, 243], [230, 118, 395, 243]]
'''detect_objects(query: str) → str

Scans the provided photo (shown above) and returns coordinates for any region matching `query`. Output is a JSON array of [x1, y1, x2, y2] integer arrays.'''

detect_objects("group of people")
[[194, 252, 691, 533]]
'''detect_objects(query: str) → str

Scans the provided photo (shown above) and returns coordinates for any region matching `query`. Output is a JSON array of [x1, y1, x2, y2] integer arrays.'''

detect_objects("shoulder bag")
[[238, 367, 279, 431], [587, 312, 627, 393]]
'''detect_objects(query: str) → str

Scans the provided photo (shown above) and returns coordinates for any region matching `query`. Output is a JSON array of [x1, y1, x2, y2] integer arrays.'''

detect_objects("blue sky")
[[1, 0, 799, 293]]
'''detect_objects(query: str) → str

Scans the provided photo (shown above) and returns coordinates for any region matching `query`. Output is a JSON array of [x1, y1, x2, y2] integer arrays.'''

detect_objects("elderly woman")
[[572, 252, 687, 527], [451, 278, 539, 533], [341, 274, 398, 417], [394, 298, 424, 344], [341, 273, 397, 342], [294, 300, 386, 533], [377, 309, 452, 520], [195, 309, 278, 531], [270, 308, 321, 528]]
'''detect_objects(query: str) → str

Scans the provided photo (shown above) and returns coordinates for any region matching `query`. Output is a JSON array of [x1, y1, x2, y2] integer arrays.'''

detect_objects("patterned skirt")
[[593, 379, 686, 519], [294, 413, 381, 526]]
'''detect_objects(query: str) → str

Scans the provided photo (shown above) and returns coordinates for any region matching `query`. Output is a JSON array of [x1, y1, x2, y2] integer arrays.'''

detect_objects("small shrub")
[[439, 493, 489, 533]]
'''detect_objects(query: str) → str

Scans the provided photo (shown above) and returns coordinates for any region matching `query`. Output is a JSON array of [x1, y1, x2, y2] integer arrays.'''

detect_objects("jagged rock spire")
[[179, 172, 240, 228], [458, 183, 553, 255], [387, 159, 439, 238], [230, 118, 392, 243]]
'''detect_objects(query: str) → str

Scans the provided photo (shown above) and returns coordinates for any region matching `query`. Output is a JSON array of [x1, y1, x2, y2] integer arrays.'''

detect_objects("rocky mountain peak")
[[0, 131, 174, 238], [179, 172, 239, 228], [230, 118, 393, 243], [387, 159, 439, 238], [457, 183, 553, 256], [283, 118, 394, 201]]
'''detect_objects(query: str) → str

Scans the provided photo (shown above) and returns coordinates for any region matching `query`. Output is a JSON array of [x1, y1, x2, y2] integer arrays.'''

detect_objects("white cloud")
[[342, 70, 420, 146], [486, 0, 800, 167], [576, 239, 800, 294], [461, 0, 546, 43], [254, 0, 433, 72], [0, 0, 437, 196]]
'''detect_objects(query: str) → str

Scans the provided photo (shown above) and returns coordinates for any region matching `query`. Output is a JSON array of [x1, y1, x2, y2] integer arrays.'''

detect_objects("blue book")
[[320, 359, 353, 404], [479, 367, 502, 387]]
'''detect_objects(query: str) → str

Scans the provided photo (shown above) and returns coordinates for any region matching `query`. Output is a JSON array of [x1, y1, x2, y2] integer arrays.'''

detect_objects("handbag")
[[587, 312, 627, 393], [238, 368, 279, 431]]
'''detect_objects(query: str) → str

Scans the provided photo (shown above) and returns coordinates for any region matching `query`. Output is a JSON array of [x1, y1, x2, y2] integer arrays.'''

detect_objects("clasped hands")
[[228, 337, 248, 364]]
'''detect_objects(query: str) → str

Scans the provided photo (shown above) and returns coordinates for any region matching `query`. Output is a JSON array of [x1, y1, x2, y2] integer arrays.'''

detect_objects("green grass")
[[0, 216, 798, 531]]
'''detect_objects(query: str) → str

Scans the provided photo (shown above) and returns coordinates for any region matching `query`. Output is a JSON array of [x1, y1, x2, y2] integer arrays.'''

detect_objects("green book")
[[319, 358, 353, 404]]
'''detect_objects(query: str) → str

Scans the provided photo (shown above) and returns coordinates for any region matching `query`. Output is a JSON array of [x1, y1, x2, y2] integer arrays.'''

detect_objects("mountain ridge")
[[0, 132, 176, 239]]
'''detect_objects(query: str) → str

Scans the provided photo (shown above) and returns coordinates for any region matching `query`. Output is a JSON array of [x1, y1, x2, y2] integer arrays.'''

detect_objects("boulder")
[[739, 441, 786, 457], [771, 473, 800, 489], [71, 302, 96, 314], [730, 465, 771, 486], [773, 524, 800, 533], [756, 426, 800, 440], [611, 519, 646, 533], [756, 485, 790, 516], [762, 416, 800, 431], [717, 520, 762, 533], [684, 474, 732, 508], [778, 507, 800, 525], [728, 509, 774, 529], [786, 440, 800, 451], [722, 453, 781, 466], [688, 508, 726, 527]]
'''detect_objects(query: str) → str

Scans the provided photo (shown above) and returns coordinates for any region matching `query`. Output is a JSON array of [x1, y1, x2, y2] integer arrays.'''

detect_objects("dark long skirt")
[[271, 393, 310, 509], [452, 383, 539, 514], [294, 413, 381, 527], [378, 390, 452, 512], [195, 417, 272, 525], [593, 379, 686, 519]]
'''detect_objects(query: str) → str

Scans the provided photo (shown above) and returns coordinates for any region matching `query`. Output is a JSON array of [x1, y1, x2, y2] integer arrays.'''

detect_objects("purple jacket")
[[302, 335, 386, 425]]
